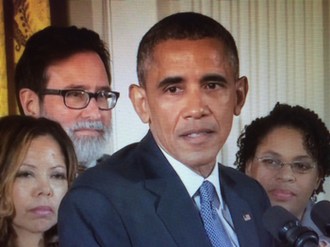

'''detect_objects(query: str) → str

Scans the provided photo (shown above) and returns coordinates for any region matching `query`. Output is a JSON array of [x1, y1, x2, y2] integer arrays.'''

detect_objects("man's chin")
[[72, 136, 108, 165], [75, 148, 104, 166], [72, 133, 105, 143]]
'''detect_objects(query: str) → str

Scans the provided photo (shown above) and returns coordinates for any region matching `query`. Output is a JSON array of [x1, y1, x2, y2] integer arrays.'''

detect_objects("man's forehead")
[[151, 39, 233, 66], [44, 52, 110, 90], [144, 41, 235, 84]]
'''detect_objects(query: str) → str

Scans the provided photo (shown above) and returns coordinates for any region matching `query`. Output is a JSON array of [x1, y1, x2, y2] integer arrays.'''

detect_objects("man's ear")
[[129, 84, 150, 123], [234, 76, 249, 116], [19, 89, 41, 117]]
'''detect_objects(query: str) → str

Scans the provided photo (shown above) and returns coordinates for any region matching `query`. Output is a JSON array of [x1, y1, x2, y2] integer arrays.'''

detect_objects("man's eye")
[[207, 83, 217, 89], [166, 87, 179, 93], [206, 82, 224, 90], [68, 92, 84, 98]]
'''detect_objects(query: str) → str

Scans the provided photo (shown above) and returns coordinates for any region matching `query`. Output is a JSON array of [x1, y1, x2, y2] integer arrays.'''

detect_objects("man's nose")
[[81, 98, 102, 120], [182, 89, 210, 119]]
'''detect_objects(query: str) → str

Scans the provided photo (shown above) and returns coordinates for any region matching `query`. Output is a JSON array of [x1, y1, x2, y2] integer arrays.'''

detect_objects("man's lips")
[[180, 128, 214, 136], [74, 128, 103, 136], [269, 189, 296, 201], [179, 129, 215, 143]]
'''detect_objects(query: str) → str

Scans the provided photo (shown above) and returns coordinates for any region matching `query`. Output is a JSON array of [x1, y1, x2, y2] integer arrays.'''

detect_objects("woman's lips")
[[269, 189, 296, 201], [29, 206, 54, 217]]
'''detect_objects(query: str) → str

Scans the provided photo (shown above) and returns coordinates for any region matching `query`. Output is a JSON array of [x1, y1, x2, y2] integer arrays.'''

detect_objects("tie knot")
[[200, 180, 216, 203]]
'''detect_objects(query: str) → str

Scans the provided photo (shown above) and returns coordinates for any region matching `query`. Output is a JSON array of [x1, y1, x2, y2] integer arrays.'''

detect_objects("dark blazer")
[[58, 132, 273, 247]]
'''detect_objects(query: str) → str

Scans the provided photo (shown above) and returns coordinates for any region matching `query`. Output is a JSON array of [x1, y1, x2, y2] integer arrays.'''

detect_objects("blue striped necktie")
[[199, 181, 231, 247]]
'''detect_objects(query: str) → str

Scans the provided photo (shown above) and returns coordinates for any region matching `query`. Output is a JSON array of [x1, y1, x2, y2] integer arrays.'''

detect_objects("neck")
[[195, 163, 216, 178], [297, 207, 307, 222], [14, 228, 44, 247]]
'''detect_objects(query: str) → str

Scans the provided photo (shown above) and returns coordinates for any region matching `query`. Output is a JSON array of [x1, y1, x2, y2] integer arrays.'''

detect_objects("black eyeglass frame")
[[41, 89, 120, 110]]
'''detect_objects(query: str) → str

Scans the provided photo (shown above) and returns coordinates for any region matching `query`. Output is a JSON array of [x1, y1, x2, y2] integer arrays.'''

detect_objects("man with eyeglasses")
[[15, 26, 119, 170], [236, 102, 330, 246]]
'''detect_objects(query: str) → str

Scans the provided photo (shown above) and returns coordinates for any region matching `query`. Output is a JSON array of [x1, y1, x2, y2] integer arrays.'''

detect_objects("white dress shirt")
[[161, 148, 240, 247]]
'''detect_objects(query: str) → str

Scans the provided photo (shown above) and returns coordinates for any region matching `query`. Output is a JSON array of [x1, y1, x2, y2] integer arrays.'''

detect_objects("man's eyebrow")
[[59, 84, 84, 89], [200, 74, 228, 84], [55, 84, 85, 90], [97, 86, 112, 91], [59, 85, 111, 91], [158, 76, 184, 89]]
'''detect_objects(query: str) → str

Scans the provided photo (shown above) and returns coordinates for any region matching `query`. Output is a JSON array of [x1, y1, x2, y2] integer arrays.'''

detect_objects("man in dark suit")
[[58, 12, 273, 247]]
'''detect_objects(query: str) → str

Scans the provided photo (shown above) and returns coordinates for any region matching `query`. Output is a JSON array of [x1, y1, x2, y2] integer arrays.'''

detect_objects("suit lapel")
[[220, 167, 260, 247], [140, 132, 212, 247], [145, 177, 212, 247]]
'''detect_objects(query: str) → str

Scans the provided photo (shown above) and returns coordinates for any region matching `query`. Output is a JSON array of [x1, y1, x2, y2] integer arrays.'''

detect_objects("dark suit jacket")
[[58, 132, 273, 247]]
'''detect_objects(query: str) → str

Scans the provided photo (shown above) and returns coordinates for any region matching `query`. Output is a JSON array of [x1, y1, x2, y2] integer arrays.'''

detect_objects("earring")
[[311, 190, 317, 202]]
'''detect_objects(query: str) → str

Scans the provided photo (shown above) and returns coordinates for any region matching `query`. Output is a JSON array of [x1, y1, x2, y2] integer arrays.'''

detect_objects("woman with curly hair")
[[0, 115, 77, 247], [236, 102, 330, 246]]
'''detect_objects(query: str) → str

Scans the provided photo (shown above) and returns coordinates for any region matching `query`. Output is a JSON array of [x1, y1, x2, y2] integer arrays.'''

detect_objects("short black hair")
[[235, 102, 330, 194], [15, 26, 111, 114], [137, 12, 239, 88]]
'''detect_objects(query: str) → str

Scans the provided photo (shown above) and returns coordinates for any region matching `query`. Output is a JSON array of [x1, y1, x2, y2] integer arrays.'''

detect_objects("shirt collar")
[[160, 147, 221, 201]]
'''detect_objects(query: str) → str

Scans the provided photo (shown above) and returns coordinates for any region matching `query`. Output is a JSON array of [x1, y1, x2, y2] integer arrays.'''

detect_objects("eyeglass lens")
[[65, 91, 117, 109], [258, 157, 315, 174]]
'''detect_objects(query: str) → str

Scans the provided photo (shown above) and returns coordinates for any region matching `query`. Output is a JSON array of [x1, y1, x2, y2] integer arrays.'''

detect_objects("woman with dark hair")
[[236, 103, 330, 246], [0, 115, 77, 247]]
